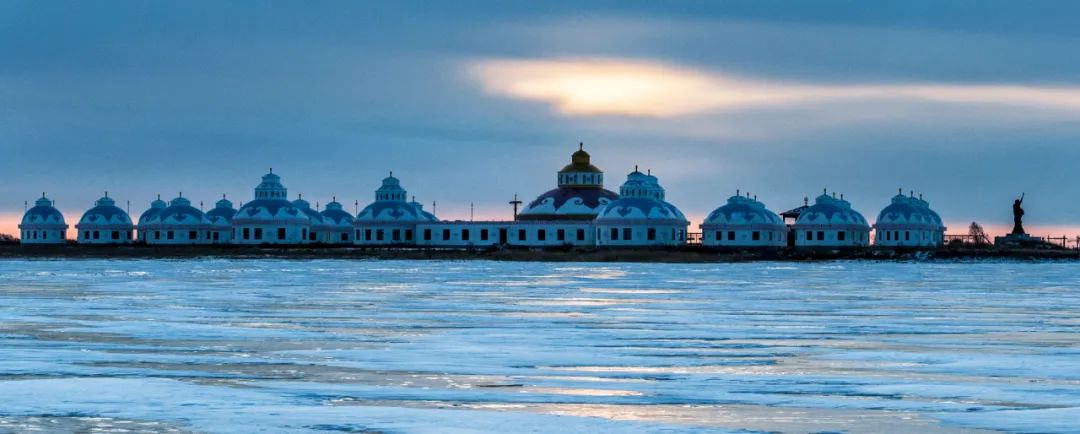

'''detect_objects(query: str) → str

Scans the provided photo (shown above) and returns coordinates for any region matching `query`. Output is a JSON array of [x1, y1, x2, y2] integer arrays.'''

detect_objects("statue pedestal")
[[995, 233, 1052, 249]]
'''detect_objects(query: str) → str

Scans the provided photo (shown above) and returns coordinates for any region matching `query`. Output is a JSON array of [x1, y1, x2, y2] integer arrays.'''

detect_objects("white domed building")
[[143, 195, 213, 245], [293, 196, 331, 244], [320, 198, 355, 244], [136, 196, 167, 242], [873, 190, 946, 247], [205, 196, 237, 244], [76, 194, 134, 244], [232, 171, 311, 245], [355, 173, 437, 245], [18, 194, 68, 244], [792, 191, 870, 248], [700, 192, 787, 247], [595, 168, 689, 246]]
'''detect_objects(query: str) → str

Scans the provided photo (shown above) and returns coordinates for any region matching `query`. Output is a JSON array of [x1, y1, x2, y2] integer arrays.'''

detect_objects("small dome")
[[875, 191, 945, 230], [560, 142, 602, 173], [77, 195, 132, 227], [702, 194, 785, 229], [596, 170, 687, 223], [206, 196, 237, 227], [320, 200, 355, 227], [794, 193, 869, 228], [20, 195, 66, 227], [357, 174, 438, 223], [137, 196, 168, 225], [293, 197, 329, 228], [148, 196, 211, 227]]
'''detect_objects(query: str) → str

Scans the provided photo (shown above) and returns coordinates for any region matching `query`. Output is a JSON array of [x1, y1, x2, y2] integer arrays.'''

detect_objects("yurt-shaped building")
[[355, 173, 437, 245], [143, 195, 212, 245], [700, 192, 787, 247], [75, 194, 133, 244], [517, 143, 618, 222], [293, 196, 331, 244], [320, 198, 355, 245], [19, 194, 68, 244], [136, 196, 167, 242], [594, 168, 689, 246], [232, 171, 311, 245], [791, 191, 870, 248], [205, 196, 237, 244], [873, 190, 946, 248]]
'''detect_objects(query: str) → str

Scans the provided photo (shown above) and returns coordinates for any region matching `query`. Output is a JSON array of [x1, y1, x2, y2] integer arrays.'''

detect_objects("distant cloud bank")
[[469, 57, 1080, 118]]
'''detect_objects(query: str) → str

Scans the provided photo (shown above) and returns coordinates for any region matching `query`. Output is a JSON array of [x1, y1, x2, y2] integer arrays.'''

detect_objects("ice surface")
[[0, 259, 1076, 433]]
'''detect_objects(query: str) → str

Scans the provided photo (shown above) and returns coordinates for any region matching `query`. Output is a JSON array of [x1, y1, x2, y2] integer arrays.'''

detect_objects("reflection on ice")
[[0, 259, 1077, 433]]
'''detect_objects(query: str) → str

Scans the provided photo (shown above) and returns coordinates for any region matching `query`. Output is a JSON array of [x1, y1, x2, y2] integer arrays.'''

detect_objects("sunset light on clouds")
[[471, 57, 1080, 118]]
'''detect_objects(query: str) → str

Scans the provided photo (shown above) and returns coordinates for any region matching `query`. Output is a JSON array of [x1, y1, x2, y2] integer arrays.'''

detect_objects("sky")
[[4, 0, 1080, 237]]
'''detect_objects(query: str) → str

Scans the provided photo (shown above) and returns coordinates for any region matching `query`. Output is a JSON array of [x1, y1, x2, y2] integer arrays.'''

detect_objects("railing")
[[687, 232, 703, 246], [945, 234, 1080, 249]]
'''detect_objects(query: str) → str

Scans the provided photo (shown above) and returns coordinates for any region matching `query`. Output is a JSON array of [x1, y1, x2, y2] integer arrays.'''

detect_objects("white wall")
[[700, 227, 786, 247]]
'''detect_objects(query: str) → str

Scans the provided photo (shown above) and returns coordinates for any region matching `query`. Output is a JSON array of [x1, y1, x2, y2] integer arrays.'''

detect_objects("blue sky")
[[4, 1, 1080, 234]]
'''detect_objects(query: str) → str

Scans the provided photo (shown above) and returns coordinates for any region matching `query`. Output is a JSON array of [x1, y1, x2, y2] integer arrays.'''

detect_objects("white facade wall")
[[20, 228, 66, 244], [77, 227, 133, 244], [354, 223, 418, 245], [144, 227, 214, 245], [700, 226, 786, 247], [415, 221, 595, 248], [874, 227, 943, 247], [232, 223, 310, 245], [793, 226, 870, 248], [594, 222, 686, 246]]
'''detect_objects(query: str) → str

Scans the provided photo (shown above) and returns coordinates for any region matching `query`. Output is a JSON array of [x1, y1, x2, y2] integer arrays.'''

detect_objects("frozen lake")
[[0, 259, 1076, 433]]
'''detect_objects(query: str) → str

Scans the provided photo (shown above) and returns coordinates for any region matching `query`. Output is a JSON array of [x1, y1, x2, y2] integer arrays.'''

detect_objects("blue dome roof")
[[357, 201, 438, 223], [320, 200, 355, 227], [519, 187, 619, 220], [77, 196, 132, 228], [234, 172, 309, 224], [137, 196, 168, 225], [20, 195, 66, 228], [875, 192, 945, 229], [702, 194, 785, 229], [206, 197, 237, 226], [147, 196, 210, 227], [596, 169, 686, 223], [293, 197, 329, 227], [794, 193, 869, 228]]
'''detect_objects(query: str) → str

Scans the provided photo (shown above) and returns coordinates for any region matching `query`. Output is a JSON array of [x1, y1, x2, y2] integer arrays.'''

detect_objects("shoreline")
[[2, 244, 1078, 262]]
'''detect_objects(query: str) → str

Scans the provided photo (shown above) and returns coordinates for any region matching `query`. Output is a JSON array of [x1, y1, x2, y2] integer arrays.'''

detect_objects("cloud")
[[468, 57, 1080, 118]]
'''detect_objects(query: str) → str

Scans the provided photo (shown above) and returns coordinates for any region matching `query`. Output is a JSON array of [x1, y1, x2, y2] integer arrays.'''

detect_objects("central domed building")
[[19, 194, 68, 244], [873, 190, 946, 247], [518, 143, 619, 221], [76, 194, 134, 244], [320, 198, 355, 244], [792, 191, 870, 248], [355, 173, 438, 245], [232, 171, 311, 245], [143, 195, 213, 245], [205, 196, 237, 244], [595, 168, 688, 246], [700, 192, 787, 247]]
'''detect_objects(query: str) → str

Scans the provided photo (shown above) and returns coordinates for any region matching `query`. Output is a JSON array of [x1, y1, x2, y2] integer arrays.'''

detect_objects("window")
[[405, 229, 413, 241], [816, 231, 825, 241], [167, 231, 175, 240], [647, 228, 656, 241], [462, 229, 470, 241], [805, 231, 812, 241], [302, 229, 307, 240], [254, 228, 263, 240], [155, 231, 161, 240], [423, 229, 432, 241], [622, 228, 632, 240], [715, 231, 722, 241], [442, 229, 450, 241], [537, 229, 546, 241], [837, 231, 846, 241], [768, 232, 774, 241], [277, 228, 286, 240], [340, 233, 348, 242], [557, 229, 565, 241], [752, 231, 760, 241], [518, 229, 526, 241], [728, 231, 736, 241], [111, 231, 120, 240], [610, 227, 619, 240], [905, 231, 910, 241], [189, 231, 197, 240], [576, 229, 585, 241], [83, 231, 90, 239], [214, 232, 221, 241], [392, 229, 401, 241], [480, 229, 489, 241], [377, 229, 385, 241], [309, 231, 317, 241]]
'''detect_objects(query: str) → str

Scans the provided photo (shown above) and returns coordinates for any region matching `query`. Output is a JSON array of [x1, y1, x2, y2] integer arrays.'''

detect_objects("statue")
[[1011, 193, 1025, 235]]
